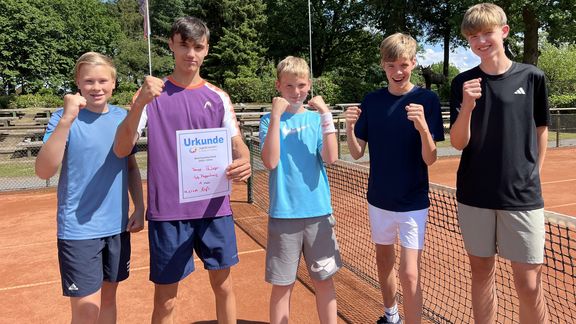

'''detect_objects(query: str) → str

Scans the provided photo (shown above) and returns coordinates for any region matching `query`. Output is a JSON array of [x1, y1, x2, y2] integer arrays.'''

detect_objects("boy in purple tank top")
[[114, 17, 251, 323]]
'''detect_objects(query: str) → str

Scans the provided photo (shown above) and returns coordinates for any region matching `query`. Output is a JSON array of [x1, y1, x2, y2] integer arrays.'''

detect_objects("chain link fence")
[[1, 107, 575, 192]]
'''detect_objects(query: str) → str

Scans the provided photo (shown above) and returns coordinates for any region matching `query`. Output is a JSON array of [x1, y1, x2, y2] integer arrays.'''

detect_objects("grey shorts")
[[457, 202, 545, 264], [265, 215, 342, 285]]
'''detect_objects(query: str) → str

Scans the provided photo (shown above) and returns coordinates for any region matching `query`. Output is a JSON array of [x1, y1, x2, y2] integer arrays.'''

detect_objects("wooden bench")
[[16, 140, 43, 157], [0, 116, 18, 127]]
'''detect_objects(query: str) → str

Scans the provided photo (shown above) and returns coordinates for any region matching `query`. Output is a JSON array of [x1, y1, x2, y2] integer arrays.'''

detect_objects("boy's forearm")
[[232, 135, 250, 161], [536, 126, 548, 174], [449, 107, 473, 150], [345, 127, 365, 160], [419, 129, 437, 166], [127, 157, 144, 211], [35, 118, 73, 179], [321, 132, 338, 165], [114, 102, 145, 158]]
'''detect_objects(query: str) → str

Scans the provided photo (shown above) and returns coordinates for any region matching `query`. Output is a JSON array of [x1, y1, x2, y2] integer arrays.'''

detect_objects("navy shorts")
[[57, 232, 131, 297], [148, 215, 239, 284]]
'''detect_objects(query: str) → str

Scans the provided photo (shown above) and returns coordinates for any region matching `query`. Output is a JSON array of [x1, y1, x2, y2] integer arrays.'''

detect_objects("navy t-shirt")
[[450, 62, 550, 210], [355, 86, 445, 212]]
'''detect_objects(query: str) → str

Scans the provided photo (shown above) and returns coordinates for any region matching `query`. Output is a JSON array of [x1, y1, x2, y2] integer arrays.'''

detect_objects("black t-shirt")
[[449, 62, 550, 210]]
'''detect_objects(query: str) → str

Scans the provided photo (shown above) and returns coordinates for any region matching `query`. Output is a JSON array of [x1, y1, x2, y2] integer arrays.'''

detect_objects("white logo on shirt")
[[281, 124, 309, 137], [68, 283, 79, 291], [310, 257, 337, 273], [514, 87, 526, 95], [204, 101, 213, 109]]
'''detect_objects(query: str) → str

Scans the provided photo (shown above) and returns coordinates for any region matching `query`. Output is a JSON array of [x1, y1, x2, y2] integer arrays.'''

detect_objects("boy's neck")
[[388, 82, 414, 96], [86, 104, 109, 114], [285, 104, 306, 114], [479, 55, 513, 75], [170, 69, 203, 88]]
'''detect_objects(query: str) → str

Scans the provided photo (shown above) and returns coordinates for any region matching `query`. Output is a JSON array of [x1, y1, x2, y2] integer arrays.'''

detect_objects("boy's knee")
[[72, 304, 100, 324], [399, 268, 419, 285]]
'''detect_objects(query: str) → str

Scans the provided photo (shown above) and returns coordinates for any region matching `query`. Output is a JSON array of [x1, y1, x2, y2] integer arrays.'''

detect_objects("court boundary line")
[[0, 248, 265, 292]]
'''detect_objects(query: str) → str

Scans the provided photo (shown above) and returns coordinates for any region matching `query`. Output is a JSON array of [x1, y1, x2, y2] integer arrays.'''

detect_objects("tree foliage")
[[0, 0, 121, 95]]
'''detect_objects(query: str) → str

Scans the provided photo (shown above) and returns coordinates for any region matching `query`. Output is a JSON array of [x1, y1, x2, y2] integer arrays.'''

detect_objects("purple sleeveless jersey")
[[139, 77, 240, 221]]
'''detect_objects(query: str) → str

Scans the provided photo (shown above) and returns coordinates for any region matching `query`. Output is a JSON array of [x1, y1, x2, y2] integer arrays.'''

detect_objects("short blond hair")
[[74, 52, 117, 82], [276, 56, 310, 80], [461, 3, 507, 37], [379, 33, 417, 62]]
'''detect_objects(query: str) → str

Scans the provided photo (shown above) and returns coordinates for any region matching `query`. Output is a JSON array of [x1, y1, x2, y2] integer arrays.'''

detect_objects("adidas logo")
[[514, 87, 526, 95], [68, 283, 79, 291]]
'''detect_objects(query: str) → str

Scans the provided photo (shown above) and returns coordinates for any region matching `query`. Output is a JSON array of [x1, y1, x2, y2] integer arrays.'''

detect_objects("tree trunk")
[[522, 6, 539, 65]]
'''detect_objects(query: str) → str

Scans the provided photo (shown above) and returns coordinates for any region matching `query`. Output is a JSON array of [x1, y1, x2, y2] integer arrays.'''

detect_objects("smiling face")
[[466, 25, 509, 61], [381, 56, 416, 95], [276, 73, 311, 108], [76, 64, 115, 112], [169, 33, 209, 76]]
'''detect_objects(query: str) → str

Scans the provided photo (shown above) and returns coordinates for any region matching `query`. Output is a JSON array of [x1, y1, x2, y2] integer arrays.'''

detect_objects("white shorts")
[[368, 203, 428, 250]]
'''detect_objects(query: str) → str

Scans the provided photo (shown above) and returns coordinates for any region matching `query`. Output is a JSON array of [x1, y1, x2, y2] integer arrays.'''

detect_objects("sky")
[[417, 44, 480, 72]]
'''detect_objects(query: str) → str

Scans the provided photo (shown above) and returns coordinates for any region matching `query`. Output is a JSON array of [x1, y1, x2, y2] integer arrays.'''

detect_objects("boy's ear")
[[502, 24, 510, 38], [275, 79, 281, 91], [168, 37, 174, 52]]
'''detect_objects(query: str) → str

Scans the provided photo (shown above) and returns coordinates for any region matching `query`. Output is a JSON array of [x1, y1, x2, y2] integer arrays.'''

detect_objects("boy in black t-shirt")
[[450, 3, 550, 323]]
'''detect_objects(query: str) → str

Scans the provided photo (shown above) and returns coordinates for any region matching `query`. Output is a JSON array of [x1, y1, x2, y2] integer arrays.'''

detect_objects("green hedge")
[[549, 94, 576, 108], [224, 77, 276, 103], [1, 94, 63, 109]]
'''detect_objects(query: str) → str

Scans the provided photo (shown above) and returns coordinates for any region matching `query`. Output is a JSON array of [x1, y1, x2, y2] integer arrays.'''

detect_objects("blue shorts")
[[57, 232, 131, 297], [148, 215, 239, 284]]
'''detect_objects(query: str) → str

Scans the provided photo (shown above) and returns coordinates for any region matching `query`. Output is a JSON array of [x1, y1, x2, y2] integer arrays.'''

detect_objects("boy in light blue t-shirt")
[[260, 56, 342, 324], [35, 52, 144, 323]]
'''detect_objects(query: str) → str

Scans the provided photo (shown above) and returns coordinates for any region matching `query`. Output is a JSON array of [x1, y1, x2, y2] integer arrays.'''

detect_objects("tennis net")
[[240, 137, 576, 324]]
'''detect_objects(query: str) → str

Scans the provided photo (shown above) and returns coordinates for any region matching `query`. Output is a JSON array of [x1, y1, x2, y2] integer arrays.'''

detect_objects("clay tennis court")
[[0, 147, 574, 323]]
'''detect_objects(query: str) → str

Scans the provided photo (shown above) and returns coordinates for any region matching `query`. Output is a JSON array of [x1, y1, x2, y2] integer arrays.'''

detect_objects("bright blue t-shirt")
[[355, 86, 445, 212], [259, 110, 333, 218], [43, 105, 131, 240]]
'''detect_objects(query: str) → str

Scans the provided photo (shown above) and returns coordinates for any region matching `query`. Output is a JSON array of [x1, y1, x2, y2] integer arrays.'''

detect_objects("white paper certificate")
[[176, 128, 232, 203]]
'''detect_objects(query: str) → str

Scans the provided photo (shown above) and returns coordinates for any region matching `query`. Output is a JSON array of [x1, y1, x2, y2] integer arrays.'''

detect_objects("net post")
[[247, 137, 253, 204], [556, 113, 560, 148]]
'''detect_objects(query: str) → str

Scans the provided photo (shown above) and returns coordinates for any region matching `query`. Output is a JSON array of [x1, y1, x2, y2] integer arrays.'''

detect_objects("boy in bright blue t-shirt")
[[345, 33, 444, 324], [35, 52, 144, 323], [260, 56, 342, 324]]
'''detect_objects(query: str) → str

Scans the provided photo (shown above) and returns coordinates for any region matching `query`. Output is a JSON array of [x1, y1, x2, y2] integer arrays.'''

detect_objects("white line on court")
[[0, 241, 54, 250], [547, 202, 576, 209], [542, 178, 576, 185], [0, 248, 265, 292]]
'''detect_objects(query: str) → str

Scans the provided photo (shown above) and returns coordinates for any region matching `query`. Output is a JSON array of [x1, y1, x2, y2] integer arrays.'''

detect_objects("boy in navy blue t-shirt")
[[345, 33, 444, 324]]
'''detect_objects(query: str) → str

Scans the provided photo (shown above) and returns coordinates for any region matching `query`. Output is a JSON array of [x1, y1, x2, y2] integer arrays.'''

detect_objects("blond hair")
[[276, 56, 310, 80], [379, 33, 417, 62], [461, 3, 507, 37], [74, 52, 117, 82]]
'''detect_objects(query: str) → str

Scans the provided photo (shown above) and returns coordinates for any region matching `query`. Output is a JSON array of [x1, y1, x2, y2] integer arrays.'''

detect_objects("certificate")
[[176, 128, 232, 203]]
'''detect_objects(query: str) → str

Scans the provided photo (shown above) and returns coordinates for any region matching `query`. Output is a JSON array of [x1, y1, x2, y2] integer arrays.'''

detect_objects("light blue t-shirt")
[[43, 105, 131, 240], [259, 110, 333, 218]]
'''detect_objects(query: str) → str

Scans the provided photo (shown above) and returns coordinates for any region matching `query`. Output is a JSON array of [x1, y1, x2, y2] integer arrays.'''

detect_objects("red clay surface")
[[0, 184, 344, 324]]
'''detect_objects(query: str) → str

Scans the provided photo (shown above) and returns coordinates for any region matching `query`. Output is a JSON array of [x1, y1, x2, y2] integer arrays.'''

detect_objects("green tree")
[[264, 0, 376, 78], [538, 43, 576, 95], [498, 0, 576, 65], [0, 0, 121, 94]]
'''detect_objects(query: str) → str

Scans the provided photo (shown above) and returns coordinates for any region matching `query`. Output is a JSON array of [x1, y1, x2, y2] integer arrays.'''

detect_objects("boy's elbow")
[[262, 159, 278, 170], [35, 165, 53, 180]]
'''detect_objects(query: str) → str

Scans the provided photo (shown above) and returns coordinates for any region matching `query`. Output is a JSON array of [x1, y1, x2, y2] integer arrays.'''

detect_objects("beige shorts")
[[457, 202, 545, 264]]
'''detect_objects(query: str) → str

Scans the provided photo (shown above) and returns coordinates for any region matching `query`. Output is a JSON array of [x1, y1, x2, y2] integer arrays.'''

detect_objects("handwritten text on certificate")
[[176, 128, 232, 203]]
